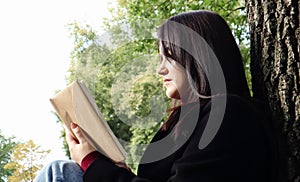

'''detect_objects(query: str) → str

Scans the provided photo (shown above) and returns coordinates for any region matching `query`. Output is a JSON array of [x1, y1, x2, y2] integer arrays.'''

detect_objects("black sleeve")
[[83, 154, 151, 182]]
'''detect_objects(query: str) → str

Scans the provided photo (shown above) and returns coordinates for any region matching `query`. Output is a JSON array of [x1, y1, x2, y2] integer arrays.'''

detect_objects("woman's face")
[[157, 53, 188, 100]]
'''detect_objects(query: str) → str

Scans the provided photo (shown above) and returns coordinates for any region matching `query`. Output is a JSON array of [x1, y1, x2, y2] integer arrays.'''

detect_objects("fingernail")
[[71, 122, 77, 129]]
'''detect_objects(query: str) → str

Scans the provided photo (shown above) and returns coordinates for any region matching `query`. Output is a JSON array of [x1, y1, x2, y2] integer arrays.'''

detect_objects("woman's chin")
[[166, 90, 180, 100]]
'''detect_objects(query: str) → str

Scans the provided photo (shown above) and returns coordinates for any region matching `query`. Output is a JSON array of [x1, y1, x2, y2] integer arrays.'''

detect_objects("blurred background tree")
[[4, 140, 50, 182], [0, 131, 18, 182]]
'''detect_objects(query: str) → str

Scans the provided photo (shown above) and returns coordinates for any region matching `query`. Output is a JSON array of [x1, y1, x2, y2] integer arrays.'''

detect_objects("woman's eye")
[[167, 57, 176, 64], [165, 57, 172, 62], [159, 55, 168, 62]]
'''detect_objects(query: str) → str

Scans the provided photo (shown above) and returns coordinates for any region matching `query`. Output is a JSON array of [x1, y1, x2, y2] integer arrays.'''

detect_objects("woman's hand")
[[65, 122, 96, 165]]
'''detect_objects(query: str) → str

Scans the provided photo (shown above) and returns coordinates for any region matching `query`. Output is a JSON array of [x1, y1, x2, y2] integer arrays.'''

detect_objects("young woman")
[[35, 10, 274, 181]]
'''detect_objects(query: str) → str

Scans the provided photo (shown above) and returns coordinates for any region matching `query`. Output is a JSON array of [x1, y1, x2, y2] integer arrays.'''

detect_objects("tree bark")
[[246, 0, 300, 181]]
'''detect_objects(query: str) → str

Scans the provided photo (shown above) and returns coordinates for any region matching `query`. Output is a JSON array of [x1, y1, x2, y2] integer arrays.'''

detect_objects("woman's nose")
[[157, 61, 168, 75]]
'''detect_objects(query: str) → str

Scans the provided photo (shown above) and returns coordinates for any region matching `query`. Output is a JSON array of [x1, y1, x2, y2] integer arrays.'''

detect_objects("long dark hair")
[[158, 10, 250, 99], [158, 10, 250, 130]]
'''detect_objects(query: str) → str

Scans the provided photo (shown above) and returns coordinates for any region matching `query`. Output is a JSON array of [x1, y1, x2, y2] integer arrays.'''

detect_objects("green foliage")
[[0, 131, 18, 182], [113, 0, 248, 42], [67, 22, 99, 84]]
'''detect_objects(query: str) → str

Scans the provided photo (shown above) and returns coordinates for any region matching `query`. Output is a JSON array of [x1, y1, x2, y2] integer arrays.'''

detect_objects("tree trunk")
[[246, 0, 300, 181]]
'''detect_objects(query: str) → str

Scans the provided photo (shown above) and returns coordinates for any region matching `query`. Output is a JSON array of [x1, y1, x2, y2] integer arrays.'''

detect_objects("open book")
[[50, 80, 126, 162]]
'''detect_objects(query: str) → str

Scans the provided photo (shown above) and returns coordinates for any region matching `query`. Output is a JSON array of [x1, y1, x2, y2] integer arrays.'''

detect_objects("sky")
[[0, 0, 113, 164]]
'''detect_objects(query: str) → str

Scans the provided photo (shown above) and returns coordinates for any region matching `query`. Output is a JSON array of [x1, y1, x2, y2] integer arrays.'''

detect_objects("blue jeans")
[[34, 160, 84, 182]]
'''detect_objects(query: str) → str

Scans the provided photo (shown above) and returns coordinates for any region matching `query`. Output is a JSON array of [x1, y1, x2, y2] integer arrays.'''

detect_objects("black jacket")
[[84, 95, 273, 181]]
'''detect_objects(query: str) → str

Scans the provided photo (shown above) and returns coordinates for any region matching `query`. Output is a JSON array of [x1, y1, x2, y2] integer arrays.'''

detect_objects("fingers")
[[65, 123, 96, 164], [65, 125, 78, 145], [70, 122, 86, 144]]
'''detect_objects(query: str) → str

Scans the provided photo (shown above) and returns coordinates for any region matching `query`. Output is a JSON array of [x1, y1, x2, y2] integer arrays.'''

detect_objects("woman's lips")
[[163, 79, 172, 86]]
